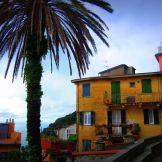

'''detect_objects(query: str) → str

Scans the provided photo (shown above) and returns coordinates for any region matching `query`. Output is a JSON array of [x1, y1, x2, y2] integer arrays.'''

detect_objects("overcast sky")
[[0, 0, 162, 125]]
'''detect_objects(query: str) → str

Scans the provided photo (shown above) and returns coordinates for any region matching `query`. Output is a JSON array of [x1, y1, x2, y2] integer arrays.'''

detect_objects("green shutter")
[[142, 79, 152, 93], [143, 109, 149, 124], [111, 81, 121, 104], [154, 109, 159, 124], [79, 112, 83, 125], [121, 110, 127, 134], [107, 111, 112, 134], [91, 111, 95, 125]]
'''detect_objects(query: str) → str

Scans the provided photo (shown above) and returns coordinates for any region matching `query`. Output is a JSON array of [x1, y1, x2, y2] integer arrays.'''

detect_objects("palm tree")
[[0, 0, 113, 161]]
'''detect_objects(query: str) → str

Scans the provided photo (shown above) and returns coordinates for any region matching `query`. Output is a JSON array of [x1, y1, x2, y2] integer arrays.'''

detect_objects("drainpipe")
[[155, 46, 162, 99], [76, 83, 79, 152], [155, 45, 162, 133]]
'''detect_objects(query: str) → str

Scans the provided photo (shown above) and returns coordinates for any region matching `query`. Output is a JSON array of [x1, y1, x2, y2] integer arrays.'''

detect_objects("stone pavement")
[[74, 154, 112, 162], [153, 155, 162, 162]]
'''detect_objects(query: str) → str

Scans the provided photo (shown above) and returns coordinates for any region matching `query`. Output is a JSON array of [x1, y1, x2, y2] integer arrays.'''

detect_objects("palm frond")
[[0, 0, 113, 80]]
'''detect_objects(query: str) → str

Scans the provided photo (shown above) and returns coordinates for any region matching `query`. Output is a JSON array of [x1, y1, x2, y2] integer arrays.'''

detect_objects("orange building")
[[0, 119, 21, 152]]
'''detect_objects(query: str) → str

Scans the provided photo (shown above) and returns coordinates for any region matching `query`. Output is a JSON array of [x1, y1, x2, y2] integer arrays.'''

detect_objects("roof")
[[98, 64, 136, 74], [56, 123, 76, 130], [71, 71, 162, 83]]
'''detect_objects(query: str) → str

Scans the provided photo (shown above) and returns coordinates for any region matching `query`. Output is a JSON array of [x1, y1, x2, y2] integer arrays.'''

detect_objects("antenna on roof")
[[104, 61, 109, 68]]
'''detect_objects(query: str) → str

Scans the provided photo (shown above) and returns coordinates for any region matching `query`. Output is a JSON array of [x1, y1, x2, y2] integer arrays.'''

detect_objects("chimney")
[[12, 119, 14, 123], [155, 45, 162, 71]]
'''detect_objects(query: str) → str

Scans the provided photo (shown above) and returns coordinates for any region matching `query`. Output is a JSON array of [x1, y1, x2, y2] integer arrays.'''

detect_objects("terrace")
[[103, 91, 162, 106]]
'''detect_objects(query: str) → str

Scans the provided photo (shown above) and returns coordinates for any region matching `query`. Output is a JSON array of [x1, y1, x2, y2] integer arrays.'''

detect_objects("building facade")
[[0, 119, 21, 152], [55, 124, 76, 141], [72, 52, 162, 152]]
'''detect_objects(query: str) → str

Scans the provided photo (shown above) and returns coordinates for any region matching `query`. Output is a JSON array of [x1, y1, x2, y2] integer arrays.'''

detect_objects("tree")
[[0, 0, 113, 161]]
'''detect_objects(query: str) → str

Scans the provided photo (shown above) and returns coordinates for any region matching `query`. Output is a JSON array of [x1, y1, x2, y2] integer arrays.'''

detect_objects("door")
[[112, 110, 122, 135], [83, 140, 91, 151], [111, 81, 121, 104]]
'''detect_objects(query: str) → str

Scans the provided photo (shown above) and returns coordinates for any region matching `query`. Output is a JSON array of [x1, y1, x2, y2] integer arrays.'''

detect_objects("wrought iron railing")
[[103, 91, 162, 104]]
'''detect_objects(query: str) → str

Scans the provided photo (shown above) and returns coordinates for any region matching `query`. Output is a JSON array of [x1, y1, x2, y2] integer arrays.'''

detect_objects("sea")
[[15, 122, 49, 146]]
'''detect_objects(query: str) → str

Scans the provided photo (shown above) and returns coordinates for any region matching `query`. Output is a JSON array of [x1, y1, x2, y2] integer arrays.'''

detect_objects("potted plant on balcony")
[[123, 134, 135, 144], [96, 130, 104, 136], [95, 124, 103, 135], [131, 123, 141, 140]]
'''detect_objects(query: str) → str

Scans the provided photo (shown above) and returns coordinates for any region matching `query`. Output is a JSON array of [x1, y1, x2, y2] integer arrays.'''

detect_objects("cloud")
[[0, 75, 26, 123], [40, 71, 76, 123], [0, 0, 162, 125], [83, 15, 161, 77], [0, 64, 76, 124]]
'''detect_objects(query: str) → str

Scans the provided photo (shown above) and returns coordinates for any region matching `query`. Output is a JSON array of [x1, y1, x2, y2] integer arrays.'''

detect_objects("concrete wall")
[[100, 66, 126, 76]]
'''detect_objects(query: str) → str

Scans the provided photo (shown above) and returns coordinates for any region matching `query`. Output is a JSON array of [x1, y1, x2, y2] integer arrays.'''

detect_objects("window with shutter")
[[82, 83, 90, 97], [111, 81, 121, 104], [148, 110, 154, 124], [142, 79, 152, 93], [83, 140, 91, 151], [143, 109, 159, 124]]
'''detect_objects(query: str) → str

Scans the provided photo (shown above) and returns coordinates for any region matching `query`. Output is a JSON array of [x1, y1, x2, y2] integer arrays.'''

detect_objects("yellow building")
[[72, 54, 162, 152]]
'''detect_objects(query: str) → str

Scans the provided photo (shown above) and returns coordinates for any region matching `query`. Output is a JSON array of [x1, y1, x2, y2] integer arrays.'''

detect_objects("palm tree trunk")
[[25, 35, 44, 162]]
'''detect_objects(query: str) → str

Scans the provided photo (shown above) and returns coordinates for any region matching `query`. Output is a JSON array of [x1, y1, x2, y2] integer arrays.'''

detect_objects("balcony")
[[103, 91, 162, 105], [95, 123, 140, 149]]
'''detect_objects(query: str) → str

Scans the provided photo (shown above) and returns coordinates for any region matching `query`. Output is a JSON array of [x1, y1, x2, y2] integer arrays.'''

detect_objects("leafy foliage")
[[0, 147, 33, 162], [0, 0, 113, 79], [24, 34, 45, 162]]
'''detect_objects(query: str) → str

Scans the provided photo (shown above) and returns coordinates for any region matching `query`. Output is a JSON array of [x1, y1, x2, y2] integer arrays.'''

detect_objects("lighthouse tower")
[[155, 45, 162, 71]]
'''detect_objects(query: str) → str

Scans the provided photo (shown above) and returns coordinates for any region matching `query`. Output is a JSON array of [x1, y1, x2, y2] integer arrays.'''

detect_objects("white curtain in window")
[[148, 110, 154, 124], [112, 110, 122, 135], [84, 112, 91, 125]]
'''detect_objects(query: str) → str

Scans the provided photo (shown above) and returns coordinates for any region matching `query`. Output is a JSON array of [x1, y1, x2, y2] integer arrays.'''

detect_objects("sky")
[[0, 0, 162, 127]]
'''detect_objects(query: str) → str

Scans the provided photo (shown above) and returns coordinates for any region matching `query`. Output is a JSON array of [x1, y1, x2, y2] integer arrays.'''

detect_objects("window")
[[83, 140, 91, 151], [112, 110, 121, 125], [66, 129, 70, 139], [83, 112, 91, 125], [79, 111, 95, 126], [82, 83, 90, 97], [148, 110, 154, 124], [112, 110, 122, 135], [142, 79, 152, 93], [143, 109, 159, 124], [130, 82, 135, 87]]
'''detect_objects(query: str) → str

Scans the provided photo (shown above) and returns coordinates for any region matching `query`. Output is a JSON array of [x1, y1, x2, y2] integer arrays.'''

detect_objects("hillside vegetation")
[[42, 111, 76, 136]]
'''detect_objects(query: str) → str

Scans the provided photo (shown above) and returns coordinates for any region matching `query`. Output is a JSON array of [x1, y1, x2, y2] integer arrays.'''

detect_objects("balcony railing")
[[103, 92, 162, 104]]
